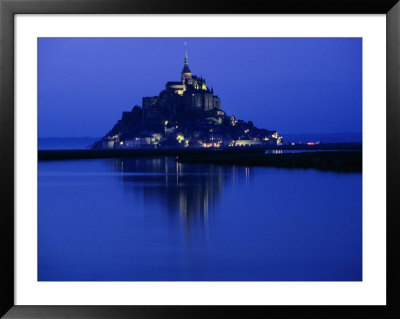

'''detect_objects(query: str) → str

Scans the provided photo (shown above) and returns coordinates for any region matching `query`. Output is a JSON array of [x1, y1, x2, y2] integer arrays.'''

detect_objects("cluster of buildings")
[[95, 47, 282, 150], [142, 47, 221, 122]]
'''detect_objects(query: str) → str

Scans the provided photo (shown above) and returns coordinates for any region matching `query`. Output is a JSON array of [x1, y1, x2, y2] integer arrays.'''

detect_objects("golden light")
[[176, 134, 185, 143]]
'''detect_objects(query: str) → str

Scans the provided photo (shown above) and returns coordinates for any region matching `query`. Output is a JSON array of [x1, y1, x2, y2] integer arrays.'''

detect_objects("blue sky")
[[38, 38, 362, 138]]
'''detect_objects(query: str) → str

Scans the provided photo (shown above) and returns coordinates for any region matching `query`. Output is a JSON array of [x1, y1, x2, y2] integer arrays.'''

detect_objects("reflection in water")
[[38, 157, 362, 281], [110, 157, 252, 230], [265, 149, 283, 154]]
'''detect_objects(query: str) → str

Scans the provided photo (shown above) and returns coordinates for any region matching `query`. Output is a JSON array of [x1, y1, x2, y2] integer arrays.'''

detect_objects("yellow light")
[[120, 141, 123, 145], [164, 120, 168, 125]]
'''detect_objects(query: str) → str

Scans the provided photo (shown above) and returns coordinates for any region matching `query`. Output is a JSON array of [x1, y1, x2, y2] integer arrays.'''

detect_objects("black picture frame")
[[1, 0, 399, 318]]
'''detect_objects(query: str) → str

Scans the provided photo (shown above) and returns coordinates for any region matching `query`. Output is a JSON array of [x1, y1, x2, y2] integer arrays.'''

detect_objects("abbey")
[[93, 46, 282, 150], [142, 47, 221, 120]]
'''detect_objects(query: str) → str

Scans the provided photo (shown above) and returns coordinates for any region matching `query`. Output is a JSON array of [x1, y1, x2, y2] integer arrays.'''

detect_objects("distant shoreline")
[[38, 143, 361, 162], [177, 150, 362, 172]]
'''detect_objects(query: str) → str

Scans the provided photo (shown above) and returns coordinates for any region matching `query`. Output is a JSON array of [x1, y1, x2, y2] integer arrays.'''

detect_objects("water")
[[38, 157, 362, 281], [38, 137, 98, 150]]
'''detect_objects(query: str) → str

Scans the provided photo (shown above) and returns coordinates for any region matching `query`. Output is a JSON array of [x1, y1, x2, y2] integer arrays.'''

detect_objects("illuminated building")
[[93, 45, 283, 150], [142, 45, 221, 120]]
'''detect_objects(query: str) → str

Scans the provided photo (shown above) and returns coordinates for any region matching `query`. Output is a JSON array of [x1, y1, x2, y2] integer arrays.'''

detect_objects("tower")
[[181, 42, 192, 84]]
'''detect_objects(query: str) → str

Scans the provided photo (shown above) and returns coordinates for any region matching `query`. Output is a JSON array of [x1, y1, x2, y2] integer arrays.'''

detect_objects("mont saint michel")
[[93, 47, 282, 150], [38, 38, 362, 283]]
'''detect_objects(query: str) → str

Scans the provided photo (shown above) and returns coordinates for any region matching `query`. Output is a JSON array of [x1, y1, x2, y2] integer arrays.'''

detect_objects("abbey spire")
[[181, 42, 192, 78], [184, 43, 189, 65]]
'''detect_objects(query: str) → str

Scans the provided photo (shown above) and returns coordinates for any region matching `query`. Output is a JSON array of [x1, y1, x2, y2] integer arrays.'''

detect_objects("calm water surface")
[[38, 157, 362, 281]]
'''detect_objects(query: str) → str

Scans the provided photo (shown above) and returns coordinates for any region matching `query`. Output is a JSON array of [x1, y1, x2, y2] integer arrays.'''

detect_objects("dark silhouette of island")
[[92, 46, 282, 150], [38, 46, 362, 172]]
